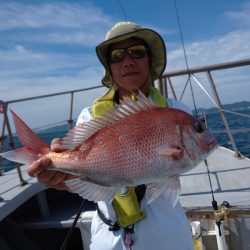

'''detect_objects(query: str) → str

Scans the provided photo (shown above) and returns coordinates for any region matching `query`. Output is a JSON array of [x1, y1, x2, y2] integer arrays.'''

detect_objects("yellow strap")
[[193, 239, 203, 250], [92, 84, 168, 118]]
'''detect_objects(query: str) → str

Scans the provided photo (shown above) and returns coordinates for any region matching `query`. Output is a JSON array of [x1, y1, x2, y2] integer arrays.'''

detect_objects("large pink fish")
[[1, 92, 216, 205]]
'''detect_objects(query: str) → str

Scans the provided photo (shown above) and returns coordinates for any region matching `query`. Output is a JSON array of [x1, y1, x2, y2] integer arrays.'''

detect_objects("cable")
[[204, 159, 218, 210], [173, 0, 198, 116], [117, 0, 128, 21], [60, 199, 86, 250]]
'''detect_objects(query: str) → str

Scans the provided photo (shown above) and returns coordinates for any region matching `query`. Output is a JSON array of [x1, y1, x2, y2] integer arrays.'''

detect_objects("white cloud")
[[0, 2, 113, 46], [165, 28, 250, 109], [167, 30, 250, 70], [0, 2, 112, 30], [0, 45, 99, 79], [223, 2, 250, 26]]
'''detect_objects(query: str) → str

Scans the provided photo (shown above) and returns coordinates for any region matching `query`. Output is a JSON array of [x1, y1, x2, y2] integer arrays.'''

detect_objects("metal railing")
[[0, 85, 103, 187], [0, 58, 250, 188], [158, 58, 250, 158]]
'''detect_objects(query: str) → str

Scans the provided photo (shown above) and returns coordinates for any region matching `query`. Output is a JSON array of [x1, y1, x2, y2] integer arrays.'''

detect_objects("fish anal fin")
[[64, 179, 119, 203]]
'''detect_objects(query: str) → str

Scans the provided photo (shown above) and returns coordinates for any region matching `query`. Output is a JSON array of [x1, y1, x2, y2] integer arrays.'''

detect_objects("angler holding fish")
[[1, 22, 216, 250]]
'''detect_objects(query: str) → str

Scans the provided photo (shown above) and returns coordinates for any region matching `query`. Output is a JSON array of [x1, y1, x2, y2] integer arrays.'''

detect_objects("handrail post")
[[68, 92, 74, 130], [168, 77, 178, 100], [2, 102, 27, 186], [158, 78, 163, 95], [206, 71, 241, 157], [0, 101, 6, 154]]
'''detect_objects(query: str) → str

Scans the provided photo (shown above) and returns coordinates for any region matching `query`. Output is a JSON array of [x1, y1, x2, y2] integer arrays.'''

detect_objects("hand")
[[27, 138, 78, 190]]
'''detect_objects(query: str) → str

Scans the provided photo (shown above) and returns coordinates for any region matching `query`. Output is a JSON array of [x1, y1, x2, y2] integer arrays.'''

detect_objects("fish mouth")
[[208, 139, 217, 150]]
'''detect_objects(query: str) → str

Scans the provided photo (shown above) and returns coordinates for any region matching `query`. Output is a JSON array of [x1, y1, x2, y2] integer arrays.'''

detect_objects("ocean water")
[[0, 109, 250, 172]]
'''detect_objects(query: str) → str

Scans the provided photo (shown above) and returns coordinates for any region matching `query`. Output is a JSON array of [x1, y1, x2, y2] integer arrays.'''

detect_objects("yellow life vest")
[[92, 84, 168, 118]]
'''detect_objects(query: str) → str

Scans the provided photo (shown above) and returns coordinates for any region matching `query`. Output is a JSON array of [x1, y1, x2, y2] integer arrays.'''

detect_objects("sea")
[[0, 108, 250, 173]]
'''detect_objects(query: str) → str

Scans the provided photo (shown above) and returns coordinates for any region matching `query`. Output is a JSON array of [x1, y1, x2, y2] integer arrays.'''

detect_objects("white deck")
[[180, 146, 250, 208], [0, 165, 46, 221]]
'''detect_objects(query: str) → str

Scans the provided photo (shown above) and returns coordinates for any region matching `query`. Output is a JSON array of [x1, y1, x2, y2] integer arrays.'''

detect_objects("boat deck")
[[180, 146, 250, 208], [0, 166, 45, 221]]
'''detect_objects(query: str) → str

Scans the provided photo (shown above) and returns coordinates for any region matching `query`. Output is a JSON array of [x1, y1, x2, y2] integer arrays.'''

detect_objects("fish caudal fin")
[[0, 110, 50, 165], [0, 147, 40, 165]]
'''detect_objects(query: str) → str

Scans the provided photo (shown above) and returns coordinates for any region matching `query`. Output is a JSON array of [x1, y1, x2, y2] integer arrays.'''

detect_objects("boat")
[[0, 59, 250, 250]]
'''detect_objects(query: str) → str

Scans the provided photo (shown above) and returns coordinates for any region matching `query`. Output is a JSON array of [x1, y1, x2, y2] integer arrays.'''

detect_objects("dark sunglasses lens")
[[110, 49, 125, 63], [128, 45, 147, 58], [109, 45, 148, 63]]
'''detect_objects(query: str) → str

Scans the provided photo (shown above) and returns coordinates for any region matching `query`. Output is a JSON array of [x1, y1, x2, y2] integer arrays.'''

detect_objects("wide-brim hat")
[[96, 22, 167, 88]]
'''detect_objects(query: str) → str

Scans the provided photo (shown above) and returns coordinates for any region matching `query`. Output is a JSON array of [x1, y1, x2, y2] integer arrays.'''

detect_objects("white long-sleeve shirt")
[[76, 98, 194, 250]]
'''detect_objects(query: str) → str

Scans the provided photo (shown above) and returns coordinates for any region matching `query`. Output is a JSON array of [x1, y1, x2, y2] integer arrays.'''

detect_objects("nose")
[[121, 53, 136, 67]]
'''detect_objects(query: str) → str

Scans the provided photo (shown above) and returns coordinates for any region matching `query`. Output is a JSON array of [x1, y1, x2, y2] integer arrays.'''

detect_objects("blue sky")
[[0, 0, 250, 128]]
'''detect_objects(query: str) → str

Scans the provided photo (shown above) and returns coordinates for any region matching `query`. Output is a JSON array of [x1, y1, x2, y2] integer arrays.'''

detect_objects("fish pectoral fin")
[[158, 147, 182, 157], [64, 179, 119, 203], [146, 176, 180, 207]]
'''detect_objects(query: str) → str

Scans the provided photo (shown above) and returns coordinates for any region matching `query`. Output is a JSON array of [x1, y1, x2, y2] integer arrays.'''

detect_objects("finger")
[[36, 169, 59, 183], [53, 183, 69, 191], [37, 171, 78, 187], [27, 157, 51, 177], [53, 174, 80, 191], [51, 138, 66, 152], [51, 138, 61, 144]]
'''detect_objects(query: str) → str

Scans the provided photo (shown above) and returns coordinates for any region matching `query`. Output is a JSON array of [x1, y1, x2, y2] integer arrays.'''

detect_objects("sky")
[[0, 0, 250, 129]]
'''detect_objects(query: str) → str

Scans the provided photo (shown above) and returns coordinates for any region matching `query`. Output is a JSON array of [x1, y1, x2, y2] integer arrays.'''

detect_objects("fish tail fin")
[[0, 147, 40, 165], [0, 110, 50, 165]]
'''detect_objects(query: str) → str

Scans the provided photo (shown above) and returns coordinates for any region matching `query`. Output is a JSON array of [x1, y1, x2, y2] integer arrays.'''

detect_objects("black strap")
[[96, 185, 146, 231], [135, 184, 146, 202]]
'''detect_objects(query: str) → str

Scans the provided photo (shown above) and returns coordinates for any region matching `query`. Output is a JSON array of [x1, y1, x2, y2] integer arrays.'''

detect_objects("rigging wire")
[[191, 74, 250, 118], [172, 2, 226, 232], [117, 0, 128, 21], [173, 0, 198, 116], [60, 199, 86, 250]]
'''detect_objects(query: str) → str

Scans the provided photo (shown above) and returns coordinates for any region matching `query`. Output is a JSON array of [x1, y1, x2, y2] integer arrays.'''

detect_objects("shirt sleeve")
[[76, 106, 93, 125]]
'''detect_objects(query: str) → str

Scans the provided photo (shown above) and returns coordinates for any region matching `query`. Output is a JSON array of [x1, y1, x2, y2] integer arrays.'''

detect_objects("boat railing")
[[158, 58, 250, 158], [0, 85, 103, 186], [0, 58, 250, 187]]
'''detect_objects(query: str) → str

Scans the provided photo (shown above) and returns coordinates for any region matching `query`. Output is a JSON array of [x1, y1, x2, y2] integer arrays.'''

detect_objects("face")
[[108, 38, 151, 98]]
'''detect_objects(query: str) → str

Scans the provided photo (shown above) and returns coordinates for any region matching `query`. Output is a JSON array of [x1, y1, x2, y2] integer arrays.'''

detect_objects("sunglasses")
[[108, 44, 149, 63]]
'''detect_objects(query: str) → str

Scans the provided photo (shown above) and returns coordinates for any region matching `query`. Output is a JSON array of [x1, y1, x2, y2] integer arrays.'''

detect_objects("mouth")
[[122, 72, 138, 77]]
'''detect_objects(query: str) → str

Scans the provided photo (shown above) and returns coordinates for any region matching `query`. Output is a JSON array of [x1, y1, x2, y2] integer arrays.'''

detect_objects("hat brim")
[[96, 28, 167, 87]]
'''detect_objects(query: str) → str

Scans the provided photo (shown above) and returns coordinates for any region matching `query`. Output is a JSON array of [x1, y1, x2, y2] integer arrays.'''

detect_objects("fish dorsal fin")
[[65, 178, 119, 202], [61, 91, 156, 150]]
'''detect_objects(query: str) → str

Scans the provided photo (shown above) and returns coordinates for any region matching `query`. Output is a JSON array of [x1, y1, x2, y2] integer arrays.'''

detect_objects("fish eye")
[[193, 119, 206, 133]]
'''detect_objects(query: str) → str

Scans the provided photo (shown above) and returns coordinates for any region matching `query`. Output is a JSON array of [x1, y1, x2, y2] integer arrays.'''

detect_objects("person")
[[28, 21, 194, 250]]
